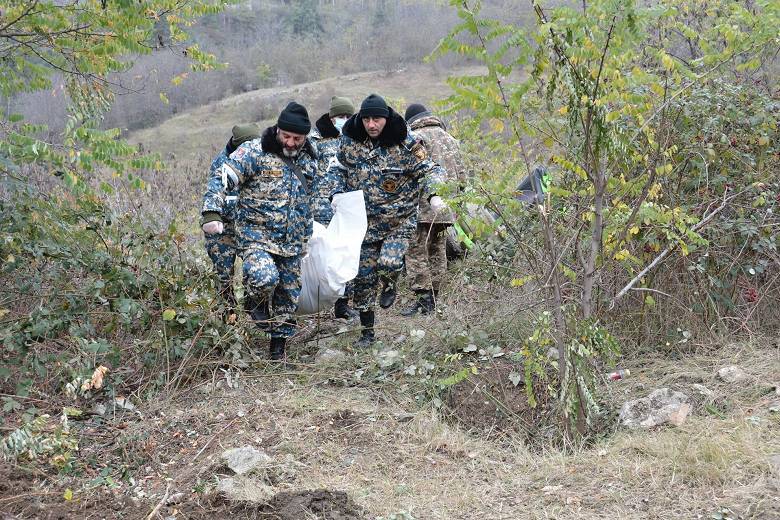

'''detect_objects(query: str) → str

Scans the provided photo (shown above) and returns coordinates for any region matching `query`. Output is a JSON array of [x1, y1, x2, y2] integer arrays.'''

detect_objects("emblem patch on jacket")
[[411, 142, 427, 160], [381, 179, 398, 193], [265, 169, 283, 177]]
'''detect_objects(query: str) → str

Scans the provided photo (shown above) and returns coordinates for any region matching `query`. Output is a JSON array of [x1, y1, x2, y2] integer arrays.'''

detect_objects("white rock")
[[619, 388, 691, 429], [216, 476, 274, 503], [221, 446, 272, 476], [717, 366, 747, 383], [692, 384, 714, 397]]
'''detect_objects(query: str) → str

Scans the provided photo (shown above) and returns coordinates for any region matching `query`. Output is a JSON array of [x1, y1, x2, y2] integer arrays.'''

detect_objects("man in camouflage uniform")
[[331, 94, 447, 347], [310, 96, 359, 320], [201, 124, 261, 321], [401, 104, 466, 316], [202, 102, 316, 360]]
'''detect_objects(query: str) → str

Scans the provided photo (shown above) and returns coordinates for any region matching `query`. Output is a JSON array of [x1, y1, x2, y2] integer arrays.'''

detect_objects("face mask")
[[333, 117, 348, 133]]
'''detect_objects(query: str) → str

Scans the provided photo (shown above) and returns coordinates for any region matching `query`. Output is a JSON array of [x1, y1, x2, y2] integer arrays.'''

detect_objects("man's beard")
[[278, 133, 301, 157]]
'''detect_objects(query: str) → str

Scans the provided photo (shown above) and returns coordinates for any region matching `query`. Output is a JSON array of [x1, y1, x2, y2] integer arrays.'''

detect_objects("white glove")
[[429, 195, 447, 213], [202, 221, 224, 235]]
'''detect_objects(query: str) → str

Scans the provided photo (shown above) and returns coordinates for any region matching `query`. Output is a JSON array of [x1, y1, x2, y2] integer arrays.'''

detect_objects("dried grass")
[[100, 336, 778, 520]]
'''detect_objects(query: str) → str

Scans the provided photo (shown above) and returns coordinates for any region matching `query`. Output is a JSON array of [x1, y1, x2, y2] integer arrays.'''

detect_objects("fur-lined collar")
[[342, 107, 408, 147], [314, 113, 340, 139], [261, 125, 317, 160]]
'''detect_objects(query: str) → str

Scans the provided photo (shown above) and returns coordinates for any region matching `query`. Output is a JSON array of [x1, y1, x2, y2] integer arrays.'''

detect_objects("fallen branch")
[[610, 190, 743, 307], [145, 484, 171, 520]]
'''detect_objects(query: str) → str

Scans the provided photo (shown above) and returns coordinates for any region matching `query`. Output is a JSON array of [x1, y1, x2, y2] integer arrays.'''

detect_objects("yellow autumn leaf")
[[558, 105, 569, 115], [163, 309, 176, 321], [64, 488, 73, 501], [510, 276, 533, 288], [661, 53, 675, 71], [629, 225, 640, 235], [489, 118, 505, 133]]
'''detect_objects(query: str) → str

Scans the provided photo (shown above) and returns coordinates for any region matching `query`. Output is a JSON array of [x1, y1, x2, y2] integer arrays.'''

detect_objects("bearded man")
[[201, 102, 316, 360]]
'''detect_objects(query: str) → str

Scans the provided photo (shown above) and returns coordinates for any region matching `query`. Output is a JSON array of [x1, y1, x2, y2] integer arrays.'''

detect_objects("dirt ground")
[[2, 338, 779, 520]]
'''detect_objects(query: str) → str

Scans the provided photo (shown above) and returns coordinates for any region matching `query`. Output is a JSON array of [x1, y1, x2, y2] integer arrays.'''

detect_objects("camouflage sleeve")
[[329, 137, 350, 196], [219, 140, 254, 191], [201, 151, 228, 215], [410, 139, 446, 199]]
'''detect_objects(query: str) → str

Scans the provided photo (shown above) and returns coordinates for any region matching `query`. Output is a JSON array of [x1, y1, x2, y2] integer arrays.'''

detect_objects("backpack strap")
[[281, 156, 310, 194]]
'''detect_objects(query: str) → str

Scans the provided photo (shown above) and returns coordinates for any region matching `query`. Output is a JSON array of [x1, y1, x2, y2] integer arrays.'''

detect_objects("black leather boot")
[[334, 297, 359, 320], [400, 289, 435, 317], [378, 276, 397, 309], [269, 336, 285, 361], [354, 310, 376, 348]]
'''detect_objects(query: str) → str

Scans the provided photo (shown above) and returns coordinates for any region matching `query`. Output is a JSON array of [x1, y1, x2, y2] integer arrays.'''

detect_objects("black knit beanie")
[[404, 103, 429, 122], [277, 101, 311, 134], [359, 94, 389, 118]]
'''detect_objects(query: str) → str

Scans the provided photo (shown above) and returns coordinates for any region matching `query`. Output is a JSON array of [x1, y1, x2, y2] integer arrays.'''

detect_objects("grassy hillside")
[[127, 64, 485, 160]]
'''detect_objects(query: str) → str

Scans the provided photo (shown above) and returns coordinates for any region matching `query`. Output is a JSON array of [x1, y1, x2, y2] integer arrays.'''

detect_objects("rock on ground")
[[717, 365, 747, 383], [221, 446, 273, 476], [216, 476, 274, 503], [619, 388, 691, 429]]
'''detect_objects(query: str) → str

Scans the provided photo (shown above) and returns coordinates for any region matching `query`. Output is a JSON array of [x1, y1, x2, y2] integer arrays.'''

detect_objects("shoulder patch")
[[230, 146, 248, 161], [411, 142, 427, 160]]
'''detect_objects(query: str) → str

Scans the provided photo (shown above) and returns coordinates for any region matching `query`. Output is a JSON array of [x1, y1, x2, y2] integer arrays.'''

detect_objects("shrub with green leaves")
[[434, 0, 779, 437], [0, 175, 246, 405]]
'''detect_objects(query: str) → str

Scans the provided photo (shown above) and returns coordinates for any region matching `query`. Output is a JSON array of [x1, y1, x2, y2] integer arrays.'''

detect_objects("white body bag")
[[296, 190, 367, 315]]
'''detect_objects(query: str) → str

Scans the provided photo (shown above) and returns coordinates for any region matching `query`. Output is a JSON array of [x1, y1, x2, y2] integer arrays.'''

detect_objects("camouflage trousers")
[[242, 248, 302, 339], [353, 236, 408, 311], [204, 222, 237, 300], [406, 223, 449, 292]]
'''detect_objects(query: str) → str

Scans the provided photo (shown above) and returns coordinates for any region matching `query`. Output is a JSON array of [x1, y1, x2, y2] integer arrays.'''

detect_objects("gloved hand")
[[429, 195, 447, 214], [202, 221, 224, 235]]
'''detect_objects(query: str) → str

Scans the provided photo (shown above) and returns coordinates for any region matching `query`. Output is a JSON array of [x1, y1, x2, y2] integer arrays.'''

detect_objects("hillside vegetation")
[[1, 0, 779, 518]]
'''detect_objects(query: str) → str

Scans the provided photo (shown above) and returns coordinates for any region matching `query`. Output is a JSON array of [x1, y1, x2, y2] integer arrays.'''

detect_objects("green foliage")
[[436, 0, 779, 437], [1, 411, 78, 470], [0, 0, 233, 186], [515, 310, 618, 428], [286, 0, 324, 38], [0, 181, 246, 399]]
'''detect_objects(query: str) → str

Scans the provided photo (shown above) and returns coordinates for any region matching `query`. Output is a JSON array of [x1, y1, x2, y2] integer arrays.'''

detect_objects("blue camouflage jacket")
[[309, 113, 342, 224], [201, 140, 241, 223], [330, 108, 446, 243], [202, 126, 316, 257]]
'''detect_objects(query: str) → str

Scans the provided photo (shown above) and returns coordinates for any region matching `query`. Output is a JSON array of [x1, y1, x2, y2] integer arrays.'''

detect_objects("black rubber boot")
[[246, 296, 270, 327], [378, 276, 397, 309], [334, 297, 359, 320], [354, 310, 376, 348], [269, 336, 285, 361], [400, 289, 435, 317]]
